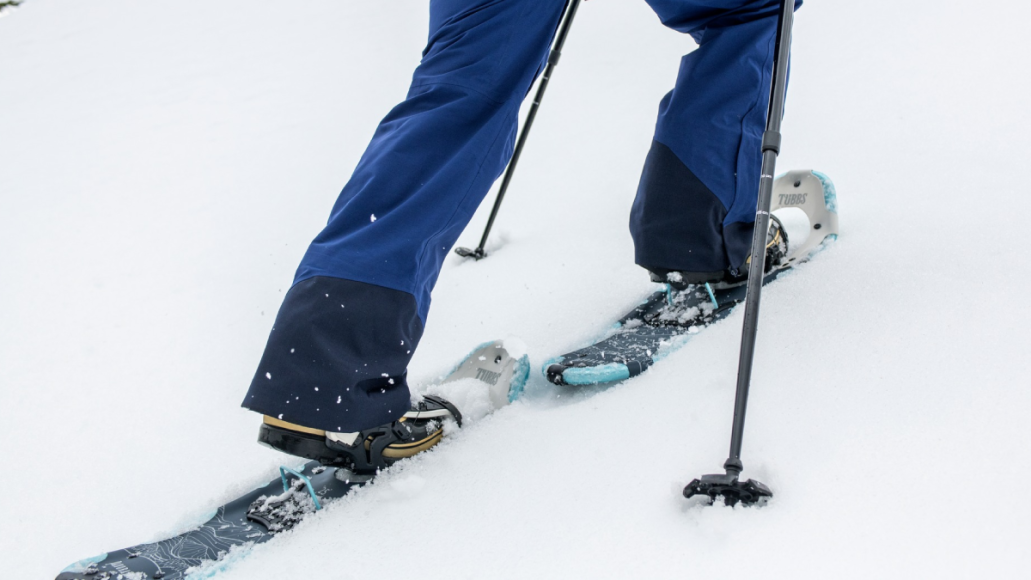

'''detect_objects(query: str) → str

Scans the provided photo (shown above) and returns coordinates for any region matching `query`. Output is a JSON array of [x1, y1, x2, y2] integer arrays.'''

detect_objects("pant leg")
[[632, 0, 799, 278], [242, 0, 565, 433]]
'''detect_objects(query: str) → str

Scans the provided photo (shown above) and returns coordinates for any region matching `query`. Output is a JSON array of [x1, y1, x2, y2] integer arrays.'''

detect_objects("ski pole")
[[454, 0, 583, 260], [682, 0, 795, 507]]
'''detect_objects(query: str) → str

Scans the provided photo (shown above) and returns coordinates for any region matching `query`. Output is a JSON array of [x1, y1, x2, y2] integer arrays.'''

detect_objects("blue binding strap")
[[280, 466, 322, 510], [704, 283, 719, 309]]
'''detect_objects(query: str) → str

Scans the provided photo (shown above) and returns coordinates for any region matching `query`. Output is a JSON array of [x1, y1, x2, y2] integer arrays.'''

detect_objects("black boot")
[[647, 215, 788, 290]]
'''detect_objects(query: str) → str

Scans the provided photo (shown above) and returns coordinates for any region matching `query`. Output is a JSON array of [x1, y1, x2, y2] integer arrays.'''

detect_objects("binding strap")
[[421, 394, 463, 428], [324, 395, 462, 474]]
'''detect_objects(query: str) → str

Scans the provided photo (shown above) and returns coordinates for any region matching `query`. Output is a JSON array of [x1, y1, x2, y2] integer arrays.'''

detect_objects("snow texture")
[[420, 377, 495, 425], [2, 1, 1031, 578]]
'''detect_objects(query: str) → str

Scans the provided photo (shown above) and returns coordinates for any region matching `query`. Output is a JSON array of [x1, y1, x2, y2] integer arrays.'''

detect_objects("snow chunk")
[[417, 377, 495, 425], [501, 336, 529, 359]]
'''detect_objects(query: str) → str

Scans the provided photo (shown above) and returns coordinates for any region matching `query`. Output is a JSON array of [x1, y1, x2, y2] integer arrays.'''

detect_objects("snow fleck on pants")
[[242, 0, 797, 432]]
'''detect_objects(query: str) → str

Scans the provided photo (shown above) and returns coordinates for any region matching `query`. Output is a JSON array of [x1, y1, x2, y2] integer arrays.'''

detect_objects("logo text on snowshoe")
[[475, 368, 500, 385], [778, 193, 807, 206]]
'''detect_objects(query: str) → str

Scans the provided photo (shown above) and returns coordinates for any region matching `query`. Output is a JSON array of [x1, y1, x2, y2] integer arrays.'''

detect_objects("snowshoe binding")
[[258, 395, 462, 474], [258, 339, 529, 474]]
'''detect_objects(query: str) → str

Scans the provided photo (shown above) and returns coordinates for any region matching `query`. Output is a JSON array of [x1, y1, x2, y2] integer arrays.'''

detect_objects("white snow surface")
[[420, 377, 495, 426], [2, 1, 1031, 578]]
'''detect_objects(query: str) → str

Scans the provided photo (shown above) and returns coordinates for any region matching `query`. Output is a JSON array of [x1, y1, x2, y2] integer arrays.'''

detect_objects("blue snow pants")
[[243, 0, 797, 432]]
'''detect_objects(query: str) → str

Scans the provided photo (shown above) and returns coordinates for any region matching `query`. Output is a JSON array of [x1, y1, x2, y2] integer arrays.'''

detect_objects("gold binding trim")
[[263, 415, 326, 437], [380, 430, 443, 459], [264, 415, 444, 459], [744, 225, 784, 265]]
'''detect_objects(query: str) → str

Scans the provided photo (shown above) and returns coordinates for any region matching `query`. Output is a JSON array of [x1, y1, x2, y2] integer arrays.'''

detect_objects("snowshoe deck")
[[545, 271, 785, 386], [56, 461, 365, 580]]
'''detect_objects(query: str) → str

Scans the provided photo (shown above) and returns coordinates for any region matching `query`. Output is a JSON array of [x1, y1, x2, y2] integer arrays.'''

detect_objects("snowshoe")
[[55, 340, 529, 580], [546, 170, 838, 386]]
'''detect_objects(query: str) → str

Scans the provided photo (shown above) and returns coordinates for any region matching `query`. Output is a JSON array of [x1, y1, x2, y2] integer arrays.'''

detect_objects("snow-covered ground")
[[3, 0, 1030, 577]]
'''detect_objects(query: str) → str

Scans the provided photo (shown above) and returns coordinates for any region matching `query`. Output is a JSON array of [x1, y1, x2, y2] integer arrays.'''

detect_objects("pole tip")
[[683, 473, 772, 507], [454, 247, 487, 260]]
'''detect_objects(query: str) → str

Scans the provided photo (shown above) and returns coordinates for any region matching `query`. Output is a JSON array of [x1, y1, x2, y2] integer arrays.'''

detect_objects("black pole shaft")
[[472, 0, 582, 255], [723, 0, 794, 478]]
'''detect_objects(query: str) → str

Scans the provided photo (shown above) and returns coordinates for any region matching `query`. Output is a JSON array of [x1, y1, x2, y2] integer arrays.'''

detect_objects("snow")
[[2, 0, 1031, 578], [421, 377, 496, 425]]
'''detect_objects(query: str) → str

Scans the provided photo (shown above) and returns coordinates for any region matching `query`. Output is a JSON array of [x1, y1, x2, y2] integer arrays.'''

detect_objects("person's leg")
[[632, 0, 799, 283], [243, 0, 565, 433]]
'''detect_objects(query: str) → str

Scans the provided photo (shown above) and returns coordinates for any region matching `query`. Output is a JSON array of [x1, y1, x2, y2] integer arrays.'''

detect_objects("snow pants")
[[243, 0, 797, 432]]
